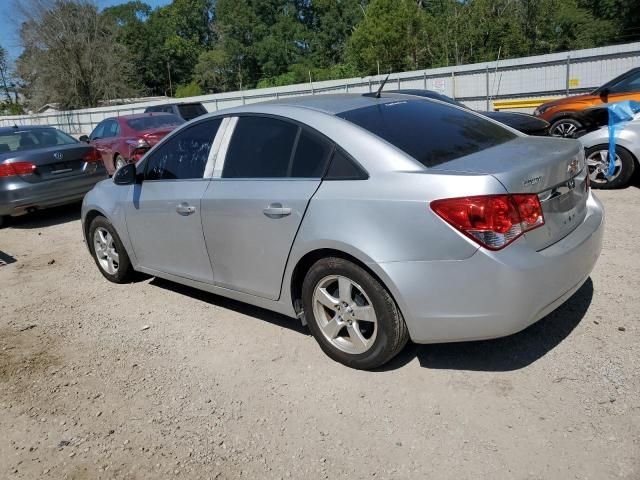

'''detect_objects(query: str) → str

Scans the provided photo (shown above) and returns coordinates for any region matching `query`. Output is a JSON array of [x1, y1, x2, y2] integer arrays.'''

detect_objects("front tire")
[[550, 118, 582, 138], [88, 216, 134, 283], [302, 257, 409, 369], [585, 144, 635, 189]]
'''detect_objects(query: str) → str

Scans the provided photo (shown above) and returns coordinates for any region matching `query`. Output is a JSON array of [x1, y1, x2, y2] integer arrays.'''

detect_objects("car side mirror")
[[79, 135, 90, 143], [113, 163, 137, 185], [599, 88, 610, 103]]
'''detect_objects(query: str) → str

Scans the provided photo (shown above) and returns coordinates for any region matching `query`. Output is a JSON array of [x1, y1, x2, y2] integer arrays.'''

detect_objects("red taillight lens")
[[82, 148, 102, 163], [431, 194, 545, 250], [0, 161, 37, 177]]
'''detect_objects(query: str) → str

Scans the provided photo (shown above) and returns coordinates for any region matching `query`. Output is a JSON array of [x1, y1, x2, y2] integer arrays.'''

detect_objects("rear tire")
[[301, 257, 409, 370], [88, 216, 134, 283], [114, 154, 127, 171], [550, 118, 582, 138], [585, 144, 635, 189]]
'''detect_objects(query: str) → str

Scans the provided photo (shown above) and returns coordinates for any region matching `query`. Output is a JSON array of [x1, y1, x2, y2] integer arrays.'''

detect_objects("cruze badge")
[[567, 158, 579, 176], [53, 151, 64, 161], [523, 175, 542, 187]]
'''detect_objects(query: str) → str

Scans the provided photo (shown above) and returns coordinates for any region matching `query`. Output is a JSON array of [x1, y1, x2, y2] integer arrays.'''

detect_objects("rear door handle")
[[176, 203, 196, 215], [263, 203, 291, 217]]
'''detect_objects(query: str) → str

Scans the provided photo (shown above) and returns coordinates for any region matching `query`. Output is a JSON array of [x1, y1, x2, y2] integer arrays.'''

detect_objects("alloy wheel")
[[551, 121, 579, 138], [312, 275, 378, 355], [586, 149, 622, 184], [93, 227, 119, 275]]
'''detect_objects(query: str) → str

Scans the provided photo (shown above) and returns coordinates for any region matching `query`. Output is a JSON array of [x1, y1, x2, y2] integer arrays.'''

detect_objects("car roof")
[[0, 125, 58, 134], [256, 93, 431, 115], [109, 112, 177, 121]]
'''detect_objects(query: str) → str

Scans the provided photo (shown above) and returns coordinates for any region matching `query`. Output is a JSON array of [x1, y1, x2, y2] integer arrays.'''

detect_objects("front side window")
[[145, 119, 221, 181], [222, 116, 298, 178], [90, 122, 106, 140], [337, 99, 516, 168], [608, 71, 640, 94]]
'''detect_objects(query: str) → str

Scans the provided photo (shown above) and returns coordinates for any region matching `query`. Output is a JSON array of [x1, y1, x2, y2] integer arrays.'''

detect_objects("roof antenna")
[[375, 71, 391, 98]]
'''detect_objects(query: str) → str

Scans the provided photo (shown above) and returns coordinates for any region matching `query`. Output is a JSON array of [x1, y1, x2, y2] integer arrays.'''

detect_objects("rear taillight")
[[0, 161, 37, 177], [431, 194, 545, 250], [83, 148, 102, 163], [126, 138, 151, 162]]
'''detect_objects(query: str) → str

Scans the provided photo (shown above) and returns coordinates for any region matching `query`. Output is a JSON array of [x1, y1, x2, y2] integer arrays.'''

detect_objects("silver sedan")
[[81, 94, 604, 369]]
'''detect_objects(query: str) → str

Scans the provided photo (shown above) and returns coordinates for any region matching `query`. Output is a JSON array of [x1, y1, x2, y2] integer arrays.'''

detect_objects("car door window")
[[145, 119, 221, 181], [222, 116, 298, 178], [609, 71, 640, 94], [90, 122, 105, 140], [107, 120, 121, 137], [290, 129, 333, 178]]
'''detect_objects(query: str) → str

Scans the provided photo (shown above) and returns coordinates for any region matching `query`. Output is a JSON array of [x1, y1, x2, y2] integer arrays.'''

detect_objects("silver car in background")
[[579, 114, 640, 189], [82, 94, 604, 369]]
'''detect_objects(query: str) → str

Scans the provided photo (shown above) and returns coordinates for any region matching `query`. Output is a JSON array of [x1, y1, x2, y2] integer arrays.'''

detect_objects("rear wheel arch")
[[290, 248, 400, 318]]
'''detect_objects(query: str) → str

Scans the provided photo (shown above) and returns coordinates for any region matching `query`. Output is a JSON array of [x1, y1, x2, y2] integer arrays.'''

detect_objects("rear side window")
[[337, 100, 516, 167], [290, 130, 332, 177], [325, 148, 367, 180], [145, 119, 221, 180], [223, 117, 298, 178]]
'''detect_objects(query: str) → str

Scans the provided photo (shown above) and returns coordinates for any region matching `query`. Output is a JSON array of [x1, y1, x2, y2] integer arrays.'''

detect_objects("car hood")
[[539, 93, 597, 109]]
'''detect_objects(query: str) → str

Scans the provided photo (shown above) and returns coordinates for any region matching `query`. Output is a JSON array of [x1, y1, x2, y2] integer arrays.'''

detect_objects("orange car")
[[533, 67, 640, 137]]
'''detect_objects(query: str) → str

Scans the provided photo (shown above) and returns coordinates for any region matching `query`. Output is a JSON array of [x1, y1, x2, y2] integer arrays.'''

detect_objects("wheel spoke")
[[110, 250, 119, 263], [346, 324, 368, 352], [337, 277, 352, 303], [322, 316, 343, 339], [316, 287, 339, 310], [107, 257, 116, 274], [351, 305, 375, 323]]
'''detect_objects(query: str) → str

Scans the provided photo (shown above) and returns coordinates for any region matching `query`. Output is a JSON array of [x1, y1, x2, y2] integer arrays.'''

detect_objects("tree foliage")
[[7, 0, 640, 110]]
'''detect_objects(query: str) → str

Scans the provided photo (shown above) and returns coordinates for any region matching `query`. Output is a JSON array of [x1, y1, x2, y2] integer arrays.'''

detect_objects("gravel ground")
[[0, 186, 639, 480]]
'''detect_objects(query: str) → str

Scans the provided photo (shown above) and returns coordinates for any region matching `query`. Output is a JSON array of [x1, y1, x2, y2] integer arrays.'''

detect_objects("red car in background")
[[80, 113, 184, 175]]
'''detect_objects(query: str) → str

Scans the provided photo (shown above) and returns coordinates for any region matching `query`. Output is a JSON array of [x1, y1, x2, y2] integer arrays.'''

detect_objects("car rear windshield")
[[0, 128, 77, 154], [178, 104, 207, 121], [126, 114, 184, 131], [337, 100, 516, 167]]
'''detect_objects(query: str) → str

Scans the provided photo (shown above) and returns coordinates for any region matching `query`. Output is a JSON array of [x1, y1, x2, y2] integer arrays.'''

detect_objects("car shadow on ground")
[[3, 202, 82, 230], [150, 276, 593, 373], [149, 278, 310, 336], [381, 278, 594, 372]]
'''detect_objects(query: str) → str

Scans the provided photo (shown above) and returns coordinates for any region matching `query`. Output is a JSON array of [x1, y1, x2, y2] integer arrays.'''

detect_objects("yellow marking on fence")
[[493, 98, 560, 111]]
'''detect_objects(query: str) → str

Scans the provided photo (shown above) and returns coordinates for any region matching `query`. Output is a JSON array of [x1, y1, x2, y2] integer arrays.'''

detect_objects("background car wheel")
[[302, 257, 409, 370], [114, 155, 127, 171], [585, 144, 635, 189], [88, 216, 134, 283], [550, 118, 582, 138]]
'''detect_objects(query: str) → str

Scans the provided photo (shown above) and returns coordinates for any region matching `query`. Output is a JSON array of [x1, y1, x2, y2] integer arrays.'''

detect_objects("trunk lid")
[[431, 137, 589, 250], [0, 143, 99, 184], [140, 127, 175, 146]]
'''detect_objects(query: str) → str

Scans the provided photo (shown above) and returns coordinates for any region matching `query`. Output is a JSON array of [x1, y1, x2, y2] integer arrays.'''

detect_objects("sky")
[[0, 0, 172, 62]]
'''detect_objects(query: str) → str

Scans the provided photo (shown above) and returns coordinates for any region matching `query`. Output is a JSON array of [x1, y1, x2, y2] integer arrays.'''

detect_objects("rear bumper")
[[374, 191, 604, 344], [0, 166, 107, 216]]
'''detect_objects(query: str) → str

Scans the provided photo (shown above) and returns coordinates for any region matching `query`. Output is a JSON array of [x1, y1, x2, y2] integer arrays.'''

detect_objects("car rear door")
[[201, 115, 333, 300], [124, 118, 222, 283]]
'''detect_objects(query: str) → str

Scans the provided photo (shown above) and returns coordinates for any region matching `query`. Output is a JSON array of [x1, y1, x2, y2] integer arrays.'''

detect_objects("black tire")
[[88, 215, 134, 283], [0, 215, 7, 228], [550, 118, 583, 138], [301, 257, 409, 370], [585, 144, 636, 189], [113, 154, 127, 173]]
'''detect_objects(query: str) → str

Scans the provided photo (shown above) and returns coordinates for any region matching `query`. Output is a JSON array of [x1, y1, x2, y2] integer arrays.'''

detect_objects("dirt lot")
[[0, 186, 639, 480]]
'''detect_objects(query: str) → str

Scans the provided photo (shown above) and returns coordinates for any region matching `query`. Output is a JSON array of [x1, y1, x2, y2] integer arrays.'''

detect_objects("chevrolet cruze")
[[81, 94, 604, 369]]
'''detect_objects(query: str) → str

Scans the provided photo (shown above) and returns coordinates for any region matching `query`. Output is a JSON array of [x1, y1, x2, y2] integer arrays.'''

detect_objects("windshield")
[[126, 115, 184, 131], [337, 100, 516, 167], [178, 104, 207, 121], [0, 128, 78, 154]]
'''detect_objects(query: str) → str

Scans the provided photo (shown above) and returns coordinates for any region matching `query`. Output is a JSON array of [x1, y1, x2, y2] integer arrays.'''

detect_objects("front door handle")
[[263, 203, 291, 217], [176, 203, 196, 216]]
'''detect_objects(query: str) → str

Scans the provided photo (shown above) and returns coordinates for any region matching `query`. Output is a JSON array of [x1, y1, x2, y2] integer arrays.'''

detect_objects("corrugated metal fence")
[[2, 41, 640, 135]]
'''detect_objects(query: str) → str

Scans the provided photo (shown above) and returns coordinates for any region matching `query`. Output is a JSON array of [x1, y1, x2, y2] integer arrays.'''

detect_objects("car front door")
[[201, 115, 333, 300], [125, 118, 222, 283]]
